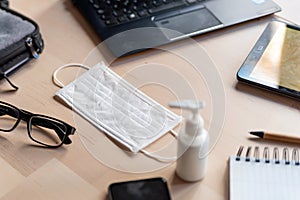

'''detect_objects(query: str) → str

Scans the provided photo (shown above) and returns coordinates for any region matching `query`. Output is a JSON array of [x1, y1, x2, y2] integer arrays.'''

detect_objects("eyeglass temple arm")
[[0, 106, 18, 117]]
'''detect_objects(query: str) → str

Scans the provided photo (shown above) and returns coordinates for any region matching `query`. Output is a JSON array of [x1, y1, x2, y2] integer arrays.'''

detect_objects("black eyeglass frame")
[[0, 101, 76, 148]]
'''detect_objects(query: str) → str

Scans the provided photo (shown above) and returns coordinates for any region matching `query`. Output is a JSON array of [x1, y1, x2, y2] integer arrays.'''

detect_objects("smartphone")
[[108, 177, 171, 200]]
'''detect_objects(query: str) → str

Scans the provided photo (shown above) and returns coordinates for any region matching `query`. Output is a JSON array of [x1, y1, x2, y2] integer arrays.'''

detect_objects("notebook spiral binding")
[[235, 146, 300, 165]]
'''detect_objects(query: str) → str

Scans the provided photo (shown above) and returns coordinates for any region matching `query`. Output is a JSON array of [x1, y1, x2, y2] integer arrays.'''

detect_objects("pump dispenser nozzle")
[[169, 100, 205, 113], [169, 100, 205, 135]]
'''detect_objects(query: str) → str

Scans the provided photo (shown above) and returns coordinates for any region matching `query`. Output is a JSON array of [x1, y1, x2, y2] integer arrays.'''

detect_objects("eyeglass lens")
[[29, 116, 67, 147], [0, 102, 19, 131]]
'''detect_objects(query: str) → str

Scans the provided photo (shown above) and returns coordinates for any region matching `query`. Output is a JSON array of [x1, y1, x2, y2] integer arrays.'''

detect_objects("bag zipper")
[[25, 37, 39, 59]]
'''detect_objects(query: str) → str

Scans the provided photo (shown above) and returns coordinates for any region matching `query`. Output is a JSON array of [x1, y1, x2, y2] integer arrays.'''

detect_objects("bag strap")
[[0, 0, 8, 8]]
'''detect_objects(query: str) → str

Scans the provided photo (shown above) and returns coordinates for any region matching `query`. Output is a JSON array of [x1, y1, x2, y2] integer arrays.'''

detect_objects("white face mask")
[[55, 62, 181, 153]]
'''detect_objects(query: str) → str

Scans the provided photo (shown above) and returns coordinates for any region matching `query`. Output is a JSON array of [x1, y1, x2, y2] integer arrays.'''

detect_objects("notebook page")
[[229, 155, 300, 200]]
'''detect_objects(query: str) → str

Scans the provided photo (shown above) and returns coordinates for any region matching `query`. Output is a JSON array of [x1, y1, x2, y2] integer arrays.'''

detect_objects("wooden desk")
[[1, 0, 299, 199]]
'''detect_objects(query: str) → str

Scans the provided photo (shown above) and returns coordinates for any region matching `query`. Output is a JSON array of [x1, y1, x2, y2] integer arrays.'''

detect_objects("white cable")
[[52, 63, 90, 88]]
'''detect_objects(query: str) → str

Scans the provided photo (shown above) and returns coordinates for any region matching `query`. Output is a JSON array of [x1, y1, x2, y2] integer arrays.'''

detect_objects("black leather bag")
[[0, 1, 44, 90]]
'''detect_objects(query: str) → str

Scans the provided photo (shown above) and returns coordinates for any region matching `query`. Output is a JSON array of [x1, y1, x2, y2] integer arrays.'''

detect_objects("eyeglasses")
[[0, 101, 76, 148]]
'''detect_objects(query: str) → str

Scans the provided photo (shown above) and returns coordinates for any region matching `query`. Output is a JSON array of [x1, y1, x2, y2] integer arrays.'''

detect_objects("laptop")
[[73, 0, 281, 57]]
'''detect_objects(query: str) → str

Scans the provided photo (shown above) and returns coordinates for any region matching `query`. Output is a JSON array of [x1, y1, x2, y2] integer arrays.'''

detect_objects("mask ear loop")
[[140, 129, 178, 163], [52, 63, 90, 88]]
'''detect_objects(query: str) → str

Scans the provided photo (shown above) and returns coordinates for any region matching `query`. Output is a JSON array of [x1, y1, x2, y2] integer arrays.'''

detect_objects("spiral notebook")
[[229, 146, 300, 200]]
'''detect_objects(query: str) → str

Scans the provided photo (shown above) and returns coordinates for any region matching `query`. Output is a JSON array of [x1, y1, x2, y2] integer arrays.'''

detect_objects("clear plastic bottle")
[[169, 100, 209, 182]]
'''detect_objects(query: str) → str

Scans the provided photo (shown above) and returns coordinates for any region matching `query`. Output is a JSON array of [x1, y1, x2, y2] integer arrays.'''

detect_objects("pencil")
[[250, 131, 300, 144]]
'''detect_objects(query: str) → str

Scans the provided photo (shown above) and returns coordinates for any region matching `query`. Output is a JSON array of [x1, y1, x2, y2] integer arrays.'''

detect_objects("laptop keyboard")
[[88, 0, 205, 26]]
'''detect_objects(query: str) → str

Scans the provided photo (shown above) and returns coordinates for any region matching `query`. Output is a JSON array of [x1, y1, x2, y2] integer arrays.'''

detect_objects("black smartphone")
[[108, 177, 171, 200]]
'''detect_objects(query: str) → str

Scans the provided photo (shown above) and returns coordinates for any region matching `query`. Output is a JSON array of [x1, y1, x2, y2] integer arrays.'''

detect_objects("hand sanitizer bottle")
[[169, 100, 209, 182]]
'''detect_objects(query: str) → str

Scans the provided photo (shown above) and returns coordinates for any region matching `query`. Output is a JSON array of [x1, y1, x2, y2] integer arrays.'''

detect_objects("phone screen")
[[108, 177, 171, 200]]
